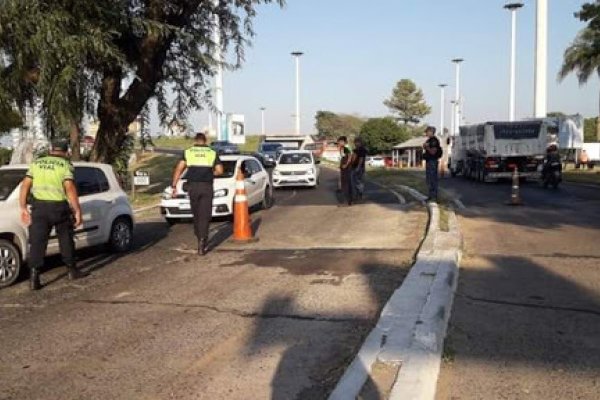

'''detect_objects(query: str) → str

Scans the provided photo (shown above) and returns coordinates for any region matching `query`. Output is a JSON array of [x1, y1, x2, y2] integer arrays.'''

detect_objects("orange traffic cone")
[[507, 167, 523, 206], [232, 169, 259, 243]]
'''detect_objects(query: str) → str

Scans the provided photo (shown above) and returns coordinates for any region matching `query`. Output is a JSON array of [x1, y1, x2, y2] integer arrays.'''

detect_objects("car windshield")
[[260, 144, 282, 152], [279, 153, 312, 165], [182, 161, 237, 179], [0, 169, 26, 201]]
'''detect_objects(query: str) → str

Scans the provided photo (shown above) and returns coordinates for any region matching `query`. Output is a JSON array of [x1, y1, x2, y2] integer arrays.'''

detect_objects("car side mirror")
[[315, 159, 321, 164], [243, 169, 252, 179]]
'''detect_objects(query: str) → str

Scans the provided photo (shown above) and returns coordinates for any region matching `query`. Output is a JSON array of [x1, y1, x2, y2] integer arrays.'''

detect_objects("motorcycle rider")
[[542, 143, 562, 185]]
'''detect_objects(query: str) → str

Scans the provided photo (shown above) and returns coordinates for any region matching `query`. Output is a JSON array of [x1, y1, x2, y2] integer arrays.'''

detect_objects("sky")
[[164, 0, 597, 137]]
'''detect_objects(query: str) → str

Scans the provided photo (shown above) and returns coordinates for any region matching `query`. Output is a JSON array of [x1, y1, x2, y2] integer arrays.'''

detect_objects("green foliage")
[[359, 117, 410, 154], [0, 0, 284, 164], [113, 135, 135, 181], [559, 2, 600, 86], [315, 111, 365, 139], [584, 117, 599, 142], [0, 148, 13, 165], [0, 106, 22, 134], [384, 79, 431, 124]]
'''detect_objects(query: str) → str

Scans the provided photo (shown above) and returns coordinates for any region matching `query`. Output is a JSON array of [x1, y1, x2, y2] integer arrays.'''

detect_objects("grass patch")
[[127, 153, 177, 209], [562, 169, 600, 186], [367, 169, 429, 198], [150, 135, 263, 153]]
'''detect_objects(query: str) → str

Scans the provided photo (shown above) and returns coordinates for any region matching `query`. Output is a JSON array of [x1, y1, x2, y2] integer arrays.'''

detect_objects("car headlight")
[[162, 188, 173, 200], [214, 189, 229, 198], [307, 168, 315, 175]]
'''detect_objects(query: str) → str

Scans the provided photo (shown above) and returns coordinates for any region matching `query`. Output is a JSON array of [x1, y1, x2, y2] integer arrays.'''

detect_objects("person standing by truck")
[[338, 136, 353, 206], [423, 126, 442, 202], [351, 137, 367, 201], [19, 139, 84, 290]]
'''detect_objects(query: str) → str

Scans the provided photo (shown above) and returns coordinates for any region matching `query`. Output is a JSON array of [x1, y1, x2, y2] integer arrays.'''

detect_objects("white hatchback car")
[[367, 156, 385, 168], [272, 150, 320, 188], [0, 162, 134, 288], [160, 155, 273, 224]]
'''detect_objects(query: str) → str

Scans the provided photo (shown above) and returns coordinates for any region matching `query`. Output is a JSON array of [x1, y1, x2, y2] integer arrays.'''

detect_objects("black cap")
[[51, 138, 69, 152]]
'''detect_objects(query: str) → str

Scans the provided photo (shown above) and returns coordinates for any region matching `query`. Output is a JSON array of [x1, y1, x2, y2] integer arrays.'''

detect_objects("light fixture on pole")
[[504, 2, 524, 122], [260, 107, 266, 136], [438, 84, 448, 136], [291, 51, 304, 135], [534, 0, 548, 118], [452, 58, 464, 136]]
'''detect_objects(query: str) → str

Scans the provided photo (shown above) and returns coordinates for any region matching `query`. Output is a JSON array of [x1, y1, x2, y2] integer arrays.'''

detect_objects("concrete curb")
[[133, 204, 159, 214], [329, 188, 462, 400]]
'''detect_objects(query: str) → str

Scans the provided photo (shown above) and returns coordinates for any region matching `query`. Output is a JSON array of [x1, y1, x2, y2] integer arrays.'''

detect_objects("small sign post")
[[131, 170, 150, 202]]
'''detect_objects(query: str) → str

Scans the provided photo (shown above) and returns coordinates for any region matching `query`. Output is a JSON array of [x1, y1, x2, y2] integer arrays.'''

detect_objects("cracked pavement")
[[0, 168, 426, 400], [436, 178, 600, 400]]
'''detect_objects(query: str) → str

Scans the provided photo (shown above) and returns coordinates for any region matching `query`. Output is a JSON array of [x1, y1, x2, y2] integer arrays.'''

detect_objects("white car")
[[272, 150, 320, 188], [160, 155, 273, 224], [367, 156, 385, 168], [0, 163, 134, 288]]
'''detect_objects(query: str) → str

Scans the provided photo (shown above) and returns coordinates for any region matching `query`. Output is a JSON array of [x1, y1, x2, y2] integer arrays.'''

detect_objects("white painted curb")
[[329, 189, 462, 400]]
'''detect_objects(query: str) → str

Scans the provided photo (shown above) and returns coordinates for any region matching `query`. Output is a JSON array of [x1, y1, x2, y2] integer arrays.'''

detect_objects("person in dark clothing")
[[19, 139, 84, 290], [172, 132, 224, 255], [351, 137, 368, 201], [338, 136, 353, 206], [422, 126, 442, 202]]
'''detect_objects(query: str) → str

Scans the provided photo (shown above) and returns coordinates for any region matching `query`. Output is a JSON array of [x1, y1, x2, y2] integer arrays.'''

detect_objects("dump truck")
[[449, 120, 548, 181]]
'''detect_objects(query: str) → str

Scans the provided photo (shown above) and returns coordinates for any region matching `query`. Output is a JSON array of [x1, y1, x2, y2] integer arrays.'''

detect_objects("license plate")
[[179, 203, 191, 210]]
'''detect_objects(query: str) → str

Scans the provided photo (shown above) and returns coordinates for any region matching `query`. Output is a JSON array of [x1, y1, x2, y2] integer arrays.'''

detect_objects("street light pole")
[[291, 51, 304, 135], [260, 107, 266, 136], [213, 0, 224, 140], [505, 3, 524, 122], [452, 58, 464, 136], [439, 84, 448, 136], [534, 0, 548, 118]]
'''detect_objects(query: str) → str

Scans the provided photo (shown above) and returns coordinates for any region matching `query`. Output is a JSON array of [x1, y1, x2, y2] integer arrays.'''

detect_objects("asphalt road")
[[0, 168, 426, 400], [436, 177, 600, 399]]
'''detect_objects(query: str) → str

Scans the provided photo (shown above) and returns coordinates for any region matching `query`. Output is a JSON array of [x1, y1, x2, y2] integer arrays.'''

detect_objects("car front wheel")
[[262, 186, 274, 209], [108, 217, 133, 253], [0, 239, 21, 289]]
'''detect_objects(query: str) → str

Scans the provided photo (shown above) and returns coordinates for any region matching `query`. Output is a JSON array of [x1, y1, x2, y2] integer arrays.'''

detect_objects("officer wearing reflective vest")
[[172, 132, 223, 255], [19, 139, 84, 290]]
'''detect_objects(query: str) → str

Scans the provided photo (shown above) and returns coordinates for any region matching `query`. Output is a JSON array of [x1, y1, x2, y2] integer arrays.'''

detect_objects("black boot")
[[198, 239, 209, 256], [30, 269, 41, 291], [67, 266, 86, 280]]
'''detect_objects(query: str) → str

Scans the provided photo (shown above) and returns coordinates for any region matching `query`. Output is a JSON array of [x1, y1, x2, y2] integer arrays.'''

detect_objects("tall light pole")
[[505, 3, 524, 122], [534, 0, 548, 118], [439, 84, 448, 136], [452, 58, 464, 136], [213, 0, 224, 140], [291, 51, 304, 135], [260, 107, 266, 136]]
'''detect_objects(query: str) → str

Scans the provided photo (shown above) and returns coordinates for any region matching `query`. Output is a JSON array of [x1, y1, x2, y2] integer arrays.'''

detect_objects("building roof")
[[393, 137, 426, 149]]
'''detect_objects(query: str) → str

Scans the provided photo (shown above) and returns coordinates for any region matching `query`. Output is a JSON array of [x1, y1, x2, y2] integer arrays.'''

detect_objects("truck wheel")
[[0, 239, 21, 289]]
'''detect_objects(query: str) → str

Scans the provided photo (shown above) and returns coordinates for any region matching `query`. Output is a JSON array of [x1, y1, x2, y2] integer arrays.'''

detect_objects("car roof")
[[279, 150, 312, 154]]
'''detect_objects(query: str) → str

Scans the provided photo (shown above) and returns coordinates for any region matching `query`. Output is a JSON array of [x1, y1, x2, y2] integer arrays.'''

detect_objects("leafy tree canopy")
[[359, 117, 410, 154], [383, 79, 431, 124], [0, 0, 283, 164], [315, 111, 365, 140]]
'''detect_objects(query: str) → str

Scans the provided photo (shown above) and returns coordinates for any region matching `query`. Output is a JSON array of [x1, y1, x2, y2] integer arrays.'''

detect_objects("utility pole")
[[213, 0, 224, 140], [439, 84, 448, 136], [260, 107, 266, 136], [291, 51, 304, 135], [505, 3, 524, 122], [534, 0, 548, 118], [452, 58, 464, 136]]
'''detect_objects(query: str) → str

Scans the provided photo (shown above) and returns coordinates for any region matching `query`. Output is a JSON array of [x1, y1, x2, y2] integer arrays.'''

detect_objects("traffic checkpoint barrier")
[[232, 169, 259, 243], [507, 167, 523, 206], [329, 192, 462, 400]]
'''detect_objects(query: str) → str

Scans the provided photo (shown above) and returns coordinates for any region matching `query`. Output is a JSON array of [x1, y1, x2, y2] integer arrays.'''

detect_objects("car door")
[[240, 160, 261, 205], [248, 159, 268, 205], [73, 166, 111, 247]]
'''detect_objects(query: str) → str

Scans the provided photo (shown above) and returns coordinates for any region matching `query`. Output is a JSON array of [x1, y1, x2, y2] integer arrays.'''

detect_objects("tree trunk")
[[69, 120, 81, 161]]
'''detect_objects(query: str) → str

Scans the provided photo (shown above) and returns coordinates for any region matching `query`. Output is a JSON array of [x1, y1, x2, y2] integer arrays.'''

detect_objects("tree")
[[315, 111, 365, 140], [384, 79, 431, 124], [0, 106, 22, 134], [559, 2, 600, 140], [359, 117, 410, 154], [0, 0, 283, 164]]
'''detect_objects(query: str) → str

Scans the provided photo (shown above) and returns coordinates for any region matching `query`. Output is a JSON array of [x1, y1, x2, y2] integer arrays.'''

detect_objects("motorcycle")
[[541, 161, 562, 189]]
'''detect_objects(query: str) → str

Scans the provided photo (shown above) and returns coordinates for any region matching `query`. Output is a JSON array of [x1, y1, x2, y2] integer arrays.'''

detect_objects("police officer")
[[19, 139, 84, 290], [338, 136, 353, 207], [423, 126, 442, 202], [172, 132, 223, 255]]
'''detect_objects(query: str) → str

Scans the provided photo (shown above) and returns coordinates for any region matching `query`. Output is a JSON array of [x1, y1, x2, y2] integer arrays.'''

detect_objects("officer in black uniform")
[[172, 132, 223, 255], [423, 126, 442, 202], [19, 139, 84, 290]]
